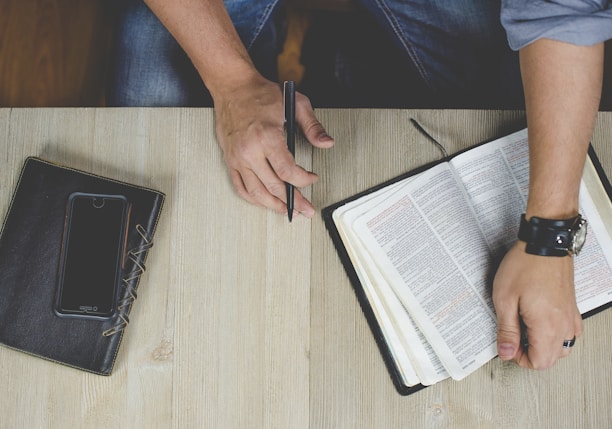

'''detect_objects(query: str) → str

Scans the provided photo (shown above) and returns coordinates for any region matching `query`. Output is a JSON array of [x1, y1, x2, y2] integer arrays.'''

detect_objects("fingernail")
[[498, 343, 515, 360], [301, 207, 315, 218], [318, 132, 333, 142]]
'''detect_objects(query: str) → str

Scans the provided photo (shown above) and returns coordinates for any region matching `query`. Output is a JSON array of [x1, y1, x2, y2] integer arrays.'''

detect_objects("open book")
[[322, 129, 612, 395]]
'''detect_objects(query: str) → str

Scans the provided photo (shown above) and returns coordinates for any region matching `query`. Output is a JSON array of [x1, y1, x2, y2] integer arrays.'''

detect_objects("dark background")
[[1, 0, 610, 110]]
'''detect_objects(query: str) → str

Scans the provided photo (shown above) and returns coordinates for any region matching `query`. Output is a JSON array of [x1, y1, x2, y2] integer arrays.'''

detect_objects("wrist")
[[525, 206, 579, 221], [204, 66, 265, 103], [525, 191, 580, 221]]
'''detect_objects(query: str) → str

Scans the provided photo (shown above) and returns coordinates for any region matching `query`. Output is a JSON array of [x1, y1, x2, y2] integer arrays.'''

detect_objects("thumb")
[[295, 95, 334, 149], [496, 306, 522, 361]]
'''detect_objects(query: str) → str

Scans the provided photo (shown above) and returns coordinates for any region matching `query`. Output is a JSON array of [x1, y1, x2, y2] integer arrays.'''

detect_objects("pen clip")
[[283, 81, 296, 154], [283, 81, 295, 128], [283, 82, 287, 125]]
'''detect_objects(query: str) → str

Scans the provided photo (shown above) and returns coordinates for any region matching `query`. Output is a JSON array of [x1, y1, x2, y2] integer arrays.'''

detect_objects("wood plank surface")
[[0, 108, 311, 428], [0, 108, 611, 428]]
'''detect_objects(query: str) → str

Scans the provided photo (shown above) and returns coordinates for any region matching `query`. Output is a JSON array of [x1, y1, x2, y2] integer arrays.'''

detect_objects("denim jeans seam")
[[245, 0, 281, 50], [371, 0, 433, 90]]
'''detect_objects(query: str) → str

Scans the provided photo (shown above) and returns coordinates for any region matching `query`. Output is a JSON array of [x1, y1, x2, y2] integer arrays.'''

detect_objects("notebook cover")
[[322, 144, 612, 395], [0, 157, 165, 375]]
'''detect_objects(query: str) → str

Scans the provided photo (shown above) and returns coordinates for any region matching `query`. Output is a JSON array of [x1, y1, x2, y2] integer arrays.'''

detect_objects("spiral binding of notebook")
[[103, 224, 154, 337]]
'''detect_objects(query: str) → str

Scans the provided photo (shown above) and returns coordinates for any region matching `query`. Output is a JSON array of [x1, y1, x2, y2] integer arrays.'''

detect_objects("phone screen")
[[55, 193, 129, 319]]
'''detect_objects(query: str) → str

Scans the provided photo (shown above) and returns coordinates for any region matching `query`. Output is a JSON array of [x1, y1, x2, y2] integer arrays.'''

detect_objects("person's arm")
[[144, 0, 334, 217], [493, 38, 604, 368]]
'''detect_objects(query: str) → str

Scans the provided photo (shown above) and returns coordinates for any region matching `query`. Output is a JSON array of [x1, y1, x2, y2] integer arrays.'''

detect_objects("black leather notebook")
[[0, 157, 165, 375]]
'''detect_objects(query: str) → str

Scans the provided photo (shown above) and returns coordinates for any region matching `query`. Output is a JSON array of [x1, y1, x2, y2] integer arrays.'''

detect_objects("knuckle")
[[296, 92, 313, 109], [497, 325, 521, 338], [246, 186, 266, 202], [234, 186, 250, 200], [491, 286, 512, 307], [532, 359, 555, 370], [236, 138, 261, 161], [303, 119, 323, 137], [274, 163, 294, 183], [528, 343, 560, 368], [575, 318, 584, 337], [266, 180, 286, 197]]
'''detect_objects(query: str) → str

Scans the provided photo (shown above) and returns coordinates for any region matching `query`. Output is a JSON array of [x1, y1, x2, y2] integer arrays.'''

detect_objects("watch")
[[517, 213, 588, 257]]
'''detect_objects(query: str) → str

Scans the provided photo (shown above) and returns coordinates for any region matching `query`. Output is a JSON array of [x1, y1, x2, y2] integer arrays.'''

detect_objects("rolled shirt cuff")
[[501, 0, 612, 50]]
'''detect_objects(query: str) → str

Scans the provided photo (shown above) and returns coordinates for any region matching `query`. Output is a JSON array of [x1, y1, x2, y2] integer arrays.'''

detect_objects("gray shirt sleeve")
[[501, 0, 612, 50]]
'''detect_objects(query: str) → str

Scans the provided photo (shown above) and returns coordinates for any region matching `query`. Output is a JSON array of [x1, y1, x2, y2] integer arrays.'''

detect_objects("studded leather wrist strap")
[[517, 214, 578, 257]]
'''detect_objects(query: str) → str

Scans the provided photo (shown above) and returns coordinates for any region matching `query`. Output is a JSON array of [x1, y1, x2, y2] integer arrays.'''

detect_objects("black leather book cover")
[[0, 157, 165, 375]]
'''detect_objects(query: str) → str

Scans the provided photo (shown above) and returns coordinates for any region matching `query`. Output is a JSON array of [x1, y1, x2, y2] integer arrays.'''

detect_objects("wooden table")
[[1, 108, 611, 428]]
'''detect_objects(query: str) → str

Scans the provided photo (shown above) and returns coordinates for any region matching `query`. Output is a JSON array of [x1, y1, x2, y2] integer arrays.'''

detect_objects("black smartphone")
[[55, 192, 129, 319]]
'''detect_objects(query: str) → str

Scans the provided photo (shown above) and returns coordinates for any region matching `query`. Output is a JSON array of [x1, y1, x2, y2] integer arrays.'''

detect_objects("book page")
[[574, 178, 612, 313], [351, 163, 498, 380], [450, 130, 529, 258], [335, 202, 421, 388], [334, 180, 449, 387], [450, 130, 612, 314]]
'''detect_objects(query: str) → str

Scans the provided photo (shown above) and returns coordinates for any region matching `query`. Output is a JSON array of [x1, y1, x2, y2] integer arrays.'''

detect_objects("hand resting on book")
[[494, 38, 603, 370], [493, 241, 583, 369]]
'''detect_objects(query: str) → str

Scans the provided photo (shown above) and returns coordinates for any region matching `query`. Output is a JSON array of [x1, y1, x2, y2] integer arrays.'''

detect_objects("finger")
[[232, 164, 316, 218], [521, 317, 574, 369], [240, 118, 316, 189], [560, 335, 575, 358], [574, 310, 584, 338], [230, 169, 287, 214], [229, 169, 260, 206], [255, 149, 314, 198], [291, 189, 316, 218], [558, 311, 583, 358], [495, 304, 522, 362], [295, 93, 334, 148], [267, 150, 320, 189]]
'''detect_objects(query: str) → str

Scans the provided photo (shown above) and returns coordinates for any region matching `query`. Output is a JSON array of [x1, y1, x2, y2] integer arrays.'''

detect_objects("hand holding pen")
[[214, 76, 334, 217]]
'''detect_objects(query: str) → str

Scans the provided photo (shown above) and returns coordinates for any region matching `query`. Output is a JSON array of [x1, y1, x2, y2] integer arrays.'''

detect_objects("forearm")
[[520, 39, 604, 219], [144, 0, 260, 100]]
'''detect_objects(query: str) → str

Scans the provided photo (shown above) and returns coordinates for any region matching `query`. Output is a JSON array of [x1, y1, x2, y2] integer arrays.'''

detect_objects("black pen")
[[284, 80, 296, 222]]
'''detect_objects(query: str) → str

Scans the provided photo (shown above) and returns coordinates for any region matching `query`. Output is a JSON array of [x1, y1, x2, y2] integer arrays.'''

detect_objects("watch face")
[[570, 218, 588, 255]]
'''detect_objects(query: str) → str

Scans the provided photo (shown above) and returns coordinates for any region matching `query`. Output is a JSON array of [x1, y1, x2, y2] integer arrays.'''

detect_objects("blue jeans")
[[107, 0, 523, 108]]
